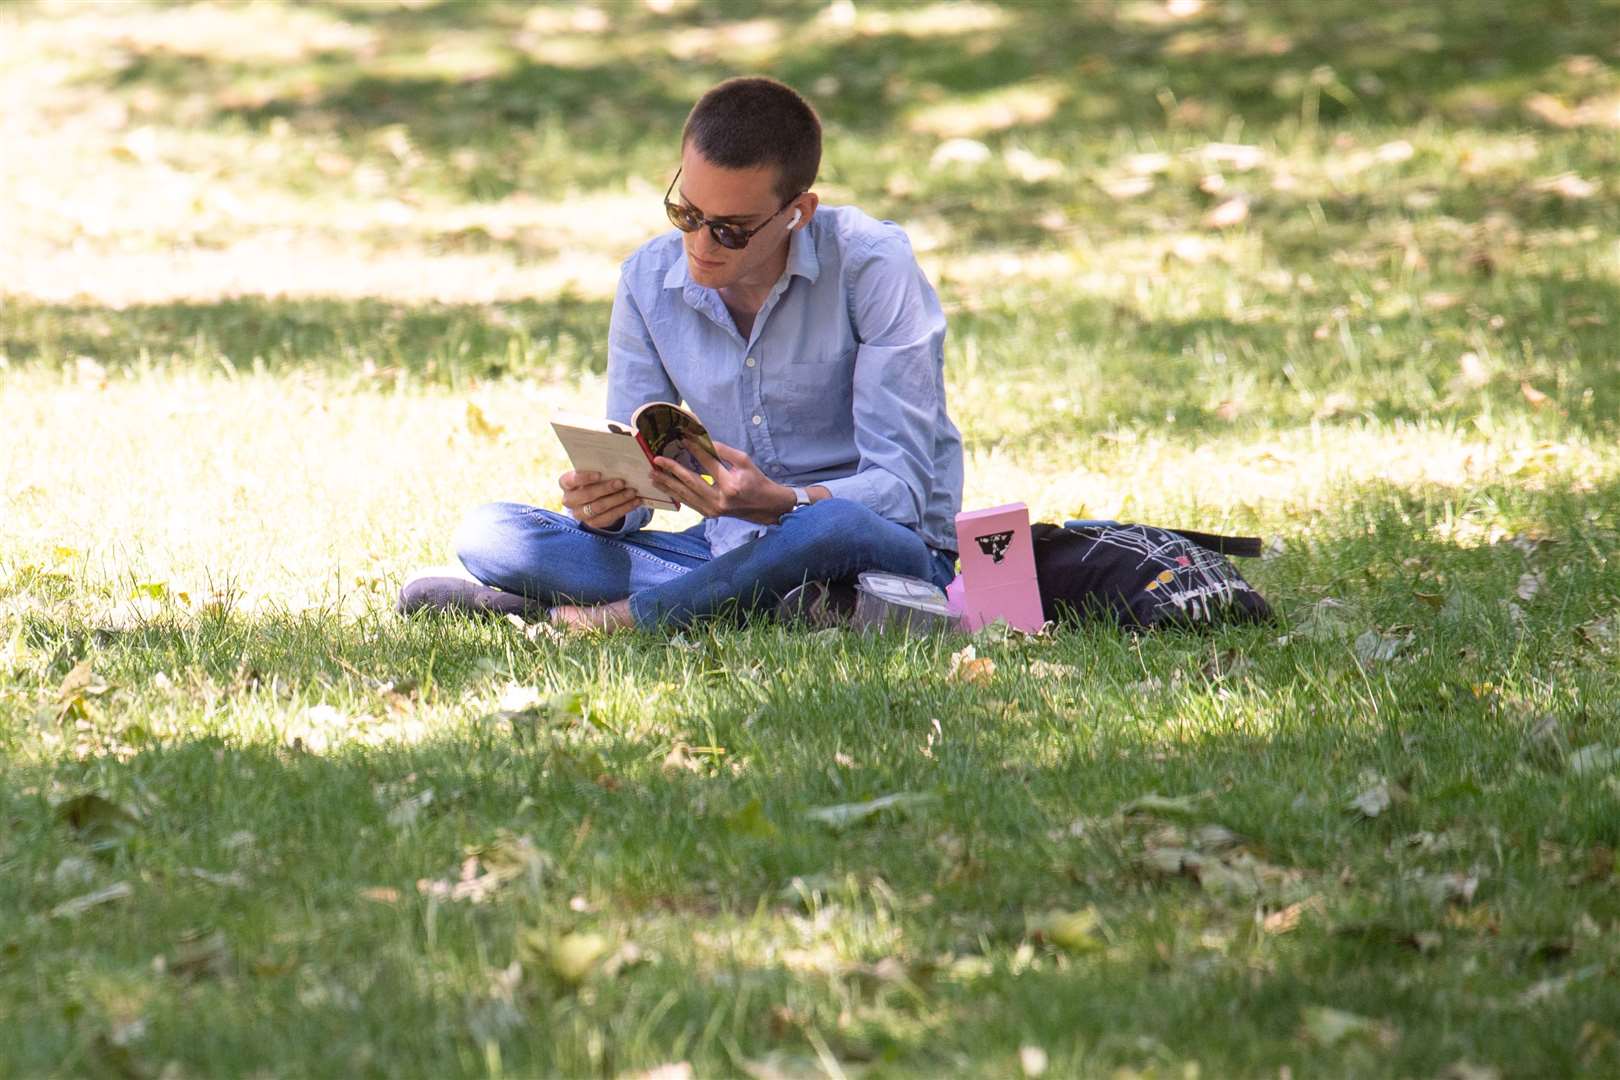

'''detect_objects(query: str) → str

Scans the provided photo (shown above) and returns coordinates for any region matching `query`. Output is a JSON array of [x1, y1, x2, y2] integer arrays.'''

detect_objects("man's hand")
[[649, 441, 794, 525], [559, 470, 645, 530]]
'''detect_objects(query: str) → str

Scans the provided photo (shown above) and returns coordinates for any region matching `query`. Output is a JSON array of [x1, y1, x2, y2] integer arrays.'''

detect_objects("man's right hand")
[[559, 470, 647, 530]]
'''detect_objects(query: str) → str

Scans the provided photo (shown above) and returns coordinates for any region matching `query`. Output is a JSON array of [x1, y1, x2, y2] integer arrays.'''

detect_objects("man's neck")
[[718, 242, 791, 321]]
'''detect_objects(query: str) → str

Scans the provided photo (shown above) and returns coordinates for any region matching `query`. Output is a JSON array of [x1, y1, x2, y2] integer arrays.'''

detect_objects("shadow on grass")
[[4, 474, 1619, 1073], [7, 277, 1620, 434], [84, 0, 1620, 196], [0, 294, 614, 383]]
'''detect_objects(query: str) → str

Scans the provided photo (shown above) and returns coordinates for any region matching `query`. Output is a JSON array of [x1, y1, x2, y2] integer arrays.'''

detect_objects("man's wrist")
[[771, 483, 798, 519]]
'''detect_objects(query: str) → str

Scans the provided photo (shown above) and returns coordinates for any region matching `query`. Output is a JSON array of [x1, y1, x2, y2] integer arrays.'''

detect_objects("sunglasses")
[[663, 168, 802, 251]]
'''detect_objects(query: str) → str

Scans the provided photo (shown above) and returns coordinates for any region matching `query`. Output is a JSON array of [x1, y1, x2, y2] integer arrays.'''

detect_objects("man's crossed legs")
[[401, 497, 957, 631]]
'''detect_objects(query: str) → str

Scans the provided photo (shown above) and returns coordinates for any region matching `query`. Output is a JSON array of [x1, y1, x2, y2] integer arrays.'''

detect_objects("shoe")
[[397, 574, 542, 619], [775, 579, 859, 628]]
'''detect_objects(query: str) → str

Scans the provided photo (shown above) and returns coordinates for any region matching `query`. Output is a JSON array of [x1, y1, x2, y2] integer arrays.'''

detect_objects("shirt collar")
[[660, 217, 821, 291]]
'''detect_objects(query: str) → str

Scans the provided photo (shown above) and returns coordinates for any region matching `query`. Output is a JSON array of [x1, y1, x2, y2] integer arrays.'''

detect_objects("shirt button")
[[751, 414, 762, 425], [745, 356, 757, 368]]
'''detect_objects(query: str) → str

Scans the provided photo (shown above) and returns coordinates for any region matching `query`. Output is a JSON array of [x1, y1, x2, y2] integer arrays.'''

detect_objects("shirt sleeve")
[[815, 229, 946, 530], [586, 267, 679, 536]]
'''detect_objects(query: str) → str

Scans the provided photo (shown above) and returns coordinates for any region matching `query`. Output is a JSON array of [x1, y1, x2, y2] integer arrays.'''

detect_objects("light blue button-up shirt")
[[593, 204, 964, 558]]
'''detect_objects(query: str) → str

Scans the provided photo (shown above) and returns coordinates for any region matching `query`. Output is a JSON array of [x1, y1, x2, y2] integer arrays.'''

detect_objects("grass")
[[3, 0, 1620, 1076]]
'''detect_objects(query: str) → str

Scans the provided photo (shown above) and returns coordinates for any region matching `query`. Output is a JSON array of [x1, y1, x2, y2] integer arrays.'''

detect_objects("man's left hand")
[[649, 441, 794, 525]]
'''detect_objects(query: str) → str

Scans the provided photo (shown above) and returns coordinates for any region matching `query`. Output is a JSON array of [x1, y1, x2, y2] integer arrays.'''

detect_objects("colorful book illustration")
[[550, 402, 720, 512], [952, 502, 1045, 632]]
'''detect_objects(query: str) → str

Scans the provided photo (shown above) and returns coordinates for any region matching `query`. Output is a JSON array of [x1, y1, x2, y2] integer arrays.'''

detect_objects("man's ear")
[[789, 192, 820, 231]]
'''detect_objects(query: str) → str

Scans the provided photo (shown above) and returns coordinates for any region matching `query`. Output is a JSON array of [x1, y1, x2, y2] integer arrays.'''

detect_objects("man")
[[402, 77, 963, 632]]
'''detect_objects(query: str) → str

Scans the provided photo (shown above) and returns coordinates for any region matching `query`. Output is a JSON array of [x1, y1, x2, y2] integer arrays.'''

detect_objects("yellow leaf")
[[1028, 907, 1105, 953], [466, 401, 505, 440], [948, 645, 996, 685], [57, 660, 94, 703]]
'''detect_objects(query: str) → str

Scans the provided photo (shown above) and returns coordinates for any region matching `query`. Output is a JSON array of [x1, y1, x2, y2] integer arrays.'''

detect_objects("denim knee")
[[801, 498, 897, 553], [789, 497, 931, 576], [453, 501, 578, 582], [454, 502, 517, 570]]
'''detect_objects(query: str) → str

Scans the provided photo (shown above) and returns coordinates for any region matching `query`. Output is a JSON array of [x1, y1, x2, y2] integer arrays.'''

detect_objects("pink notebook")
[[952, 502, 1046, 632]]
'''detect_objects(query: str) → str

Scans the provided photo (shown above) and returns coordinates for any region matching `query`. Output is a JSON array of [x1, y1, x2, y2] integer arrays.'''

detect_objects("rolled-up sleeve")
[[816, 230, 945, 529], [588, 269, 679, 536]]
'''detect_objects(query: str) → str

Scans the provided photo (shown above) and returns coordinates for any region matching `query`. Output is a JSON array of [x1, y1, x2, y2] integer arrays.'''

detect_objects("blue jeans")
[[454, 498, 958, 630]]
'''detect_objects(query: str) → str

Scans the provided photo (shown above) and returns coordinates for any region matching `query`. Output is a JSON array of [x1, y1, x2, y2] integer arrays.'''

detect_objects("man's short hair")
[[682, 77, 821, 202]]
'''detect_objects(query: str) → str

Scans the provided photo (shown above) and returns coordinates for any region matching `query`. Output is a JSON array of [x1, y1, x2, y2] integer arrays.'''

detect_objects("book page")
[[633, 402, 719, 477], [549, 419, 679, 510]]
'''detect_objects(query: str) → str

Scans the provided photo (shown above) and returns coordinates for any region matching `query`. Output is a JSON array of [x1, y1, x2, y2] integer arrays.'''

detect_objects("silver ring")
[[583, 502, 594, 517]]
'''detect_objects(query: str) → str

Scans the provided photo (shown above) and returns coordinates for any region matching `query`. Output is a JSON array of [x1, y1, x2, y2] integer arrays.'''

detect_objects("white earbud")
[[786, 208, 802, 230]]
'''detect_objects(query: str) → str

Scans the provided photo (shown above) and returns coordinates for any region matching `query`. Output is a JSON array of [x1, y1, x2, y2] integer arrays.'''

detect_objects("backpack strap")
[[1058, 520, 1263, 558], [1163, 528, 1264, 558]]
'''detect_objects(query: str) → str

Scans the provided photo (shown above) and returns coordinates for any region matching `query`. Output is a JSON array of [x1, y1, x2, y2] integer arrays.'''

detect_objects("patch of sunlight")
[[926, 250, 1081, 293], [27, 0, 377, 63], [666, 18, 784, 62], [514, 31, 618, 69], [1115, 0, 1212, 27], [907, 82, 1066, 140], [368, 33, 516, 84], [0, 371, 620, 615], [274, 702, 436, 754], [428, 184, 669, 256], [521, 4, 620, 36], [956, 423, 1612, 530], [844, 2, 1010, 38], [0, 244, 623, 306]]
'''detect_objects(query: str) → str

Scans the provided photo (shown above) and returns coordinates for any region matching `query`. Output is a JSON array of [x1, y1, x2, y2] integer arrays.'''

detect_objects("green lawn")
[[3, 1, 1620, 1076]]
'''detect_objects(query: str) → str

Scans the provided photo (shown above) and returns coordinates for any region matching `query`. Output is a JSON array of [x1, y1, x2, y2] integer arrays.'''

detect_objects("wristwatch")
[[791, 486, 813, 509]]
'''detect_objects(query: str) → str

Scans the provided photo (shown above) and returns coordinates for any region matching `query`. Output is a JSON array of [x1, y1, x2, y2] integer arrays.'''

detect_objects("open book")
[[550, 402, 720, 512]]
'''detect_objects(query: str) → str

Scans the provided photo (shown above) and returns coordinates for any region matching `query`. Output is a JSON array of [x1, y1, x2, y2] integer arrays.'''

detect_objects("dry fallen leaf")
[[1348, 772, 1408, 818], [806, 792, 935, 831], [1293, 598, 1358, 642], [1576, 614, 1618, 650], [1515, 572, 1545, 603], [1027, 907, 1105, 953], [51, 881, 134, 919], [163, 930, 231, 981], [1262, 895, 1325, 934], [1198, 142, 1265, 171], [948, 645, 996, 685], [1415, 870, 1480, 906], [1530, 172, 1597, 200], [1124, 151, 1172, 175], [1455, 351, 1490, 389], [417, 833, 549, 903], [1568, 744, 1620, 776], [1203, 196, 1250, 229], [465, 401, 505, 440], [1122, 793, 1213, 822], [1100, 175, 1154, 200], [1354, 629, 1411, 664], [1300, 1006, 1398, 1049], [1517, 965, 1602, 1006], [1520, 381, 1553, 409]]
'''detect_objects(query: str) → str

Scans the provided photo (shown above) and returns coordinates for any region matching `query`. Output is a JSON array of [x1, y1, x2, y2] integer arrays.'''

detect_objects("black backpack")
[[1032, 521, 1272, 630]]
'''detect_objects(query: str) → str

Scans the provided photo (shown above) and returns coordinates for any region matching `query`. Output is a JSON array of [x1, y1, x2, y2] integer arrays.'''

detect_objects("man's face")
[[673, 144, 794, 290]]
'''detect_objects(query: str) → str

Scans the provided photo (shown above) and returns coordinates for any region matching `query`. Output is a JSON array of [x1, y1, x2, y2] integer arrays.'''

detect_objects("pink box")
[[953, 502, 1045, 633]]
